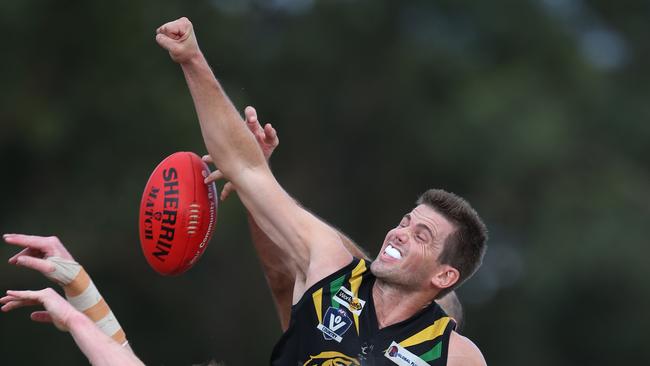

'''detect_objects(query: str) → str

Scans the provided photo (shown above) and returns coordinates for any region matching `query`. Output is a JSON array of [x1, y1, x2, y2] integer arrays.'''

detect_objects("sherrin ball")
[[138, 151, 217, 275]]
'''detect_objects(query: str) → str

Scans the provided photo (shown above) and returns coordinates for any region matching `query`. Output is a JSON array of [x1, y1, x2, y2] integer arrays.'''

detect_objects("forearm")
[[180, 55, 266, 178], [47, 257, 128, 345], [68, 312, 145, 366]]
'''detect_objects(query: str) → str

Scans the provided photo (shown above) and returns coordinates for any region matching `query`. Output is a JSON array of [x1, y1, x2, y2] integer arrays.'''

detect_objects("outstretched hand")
[[0, 288, 79, 332], [4, 234, 74, 276], [203, 106, 279, 201], [155, 17, 201, 64]]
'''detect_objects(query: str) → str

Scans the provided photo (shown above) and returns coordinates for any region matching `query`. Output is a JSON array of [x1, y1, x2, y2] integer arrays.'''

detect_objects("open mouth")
[[384, 243, 402, 260]]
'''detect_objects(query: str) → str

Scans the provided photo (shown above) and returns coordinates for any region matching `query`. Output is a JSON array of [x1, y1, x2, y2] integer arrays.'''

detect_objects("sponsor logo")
[[316, 307, 352, 343], [388, 346, 399, 357], [333, 287, 366, 316], [303, 351, 360, 366], [142, 168, 180, 262], [384, 341, 429, 366]]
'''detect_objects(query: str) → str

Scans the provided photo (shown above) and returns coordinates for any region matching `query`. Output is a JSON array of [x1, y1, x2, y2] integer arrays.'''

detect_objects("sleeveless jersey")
[[270, 258, 456, 366]]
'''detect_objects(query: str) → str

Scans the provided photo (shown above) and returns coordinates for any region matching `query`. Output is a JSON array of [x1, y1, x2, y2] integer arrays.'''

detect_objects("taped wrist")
[[46, 257, 127, 346]]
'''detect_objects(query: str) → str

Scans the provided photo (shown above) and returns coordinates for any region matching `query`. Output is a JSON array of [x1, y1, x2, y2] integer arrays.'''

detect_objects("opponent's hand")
[[203, 106, 279, 201], [4, 234, 74, 276], [155, 17, 201, 64], [0, 288, 79, 332]]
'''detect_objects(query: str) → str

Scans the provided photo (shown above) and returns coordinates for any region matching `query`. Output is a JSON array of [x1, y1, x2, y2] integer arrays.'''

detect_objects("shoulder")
[[447, 331, 487, 366]]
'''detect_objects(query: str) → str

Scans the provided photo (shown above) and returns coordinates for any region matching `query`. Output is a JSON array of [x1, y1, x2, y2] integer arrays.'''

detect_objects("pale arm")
[[156, 18, 351, 295], [203, 108, 461, 328], [3, 234, 130, 346], [0, 289, 144, 366], [447, 331, 487, 366], [68, 313, 145, 366]]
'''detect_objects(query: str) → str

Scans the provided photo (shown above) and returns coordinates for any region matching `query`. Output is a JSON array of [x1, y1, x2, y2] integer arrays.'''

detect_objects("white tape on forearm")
[[95, 312, 122, 340], [45, 256, 126, 344], [67, 281, 102, 311]]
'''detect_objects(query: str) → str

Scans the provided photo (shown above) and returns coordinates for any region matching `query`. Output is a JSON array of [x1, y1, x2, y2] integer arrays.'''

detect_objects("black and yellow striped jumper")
[[270, 258, 456, 366]]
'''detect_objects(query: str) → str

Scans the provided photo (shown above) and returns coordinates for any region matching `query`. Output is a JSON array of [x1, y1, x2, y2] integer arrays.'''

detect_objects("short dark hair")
[[417, 189, 488, 298]]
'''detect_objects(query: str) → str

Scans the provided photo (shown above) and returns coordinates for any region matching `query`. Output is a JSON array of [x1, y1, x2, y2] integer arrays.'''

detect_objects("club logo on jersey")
[[333, 286, 366, 316], [316, 307, 352, 343], [303, 351, 360, 366], [384, 341, 429, 366]]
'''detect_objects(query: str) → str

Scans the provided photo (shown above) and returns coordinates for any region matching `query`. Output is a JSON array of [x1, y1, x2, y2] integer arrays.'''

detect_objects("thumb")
[[31, 311, 54, 323]]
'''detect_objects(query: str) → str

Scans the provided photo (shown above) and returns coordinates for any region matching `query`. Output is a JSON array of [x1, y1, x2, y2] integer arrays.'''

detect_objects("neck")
[[372, 279, 437, 329]]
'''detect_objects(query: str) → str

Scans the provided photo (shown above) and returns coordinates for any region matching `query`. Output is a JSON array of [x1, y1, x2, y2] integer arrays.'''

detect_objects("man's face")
[[370, 204, 456, 289]]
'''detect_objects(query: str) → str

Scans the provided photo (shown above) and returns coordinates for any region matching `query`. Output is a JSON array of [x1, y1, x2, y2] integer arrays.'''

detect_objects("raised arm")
[[204, 107, 463, 330], [156, 18, 352, 299]]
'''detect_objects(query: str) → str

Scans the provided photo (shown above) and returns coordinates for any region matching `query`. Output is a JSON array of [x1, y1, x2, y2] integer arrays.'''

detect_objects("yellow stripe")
[[313, 288, 323, 324], [349, 259, 366, 335], [399, 317, 451, 348]]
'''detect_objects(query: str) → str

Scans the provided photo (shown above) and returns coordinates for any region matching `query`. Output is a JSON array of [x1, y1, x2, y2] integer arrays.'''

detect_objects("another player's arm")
[[0, 288, 144, 366], [3, 234, 131, 348], [246, 211, 367, 330], [156, 18, 352, 297], [447, 332, 487, 366]]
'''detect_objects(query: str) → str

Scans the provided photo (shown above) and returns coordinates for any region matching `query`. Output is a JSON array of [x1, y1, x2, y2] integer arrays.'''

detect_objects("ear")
[[431, 265, 460, 290]]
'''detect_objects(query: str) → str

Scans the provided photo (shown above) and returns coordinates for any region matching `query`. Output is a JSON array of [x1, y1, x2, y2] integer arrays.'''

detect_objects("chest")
[[291, 280, 451, 365]]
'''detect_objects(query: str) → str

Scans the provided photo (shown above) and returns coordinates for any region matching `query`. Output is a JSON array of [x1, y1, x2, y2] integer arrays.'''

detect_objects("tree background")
[[1, 0, 648, 365]]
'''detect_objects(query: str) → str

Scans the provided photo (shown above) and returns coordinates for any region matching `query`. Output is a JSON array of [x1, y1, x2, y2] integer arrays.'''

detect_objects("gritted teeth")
[[384, 244, 402, 260]]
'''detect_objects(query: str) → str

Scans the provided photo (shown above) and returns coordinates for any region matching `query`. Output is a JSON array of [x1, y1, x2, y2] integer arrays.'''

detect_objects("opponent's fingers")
[[5, 289, 41, 300], [204, 170, 224, 184], [245, 106, 264, 136], [244, 106, 258, 121], [0, 298, 40, 312], [4, 289, 62, 310], [30, 311, 53, 323], [3, 234, 52, 252], [8, 247, 41, 265], [0, 294, 20, 304], [221, 182, 235, 201], [14, 256, 55, 275], [264, 124, 279, 146], [202, 154, 214, 164]]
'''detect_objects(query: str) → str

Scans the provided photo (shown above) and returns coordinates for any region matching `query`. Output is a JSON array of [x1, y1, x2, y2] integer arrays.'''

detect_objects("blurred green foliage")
[[1, 0, 649, 365]]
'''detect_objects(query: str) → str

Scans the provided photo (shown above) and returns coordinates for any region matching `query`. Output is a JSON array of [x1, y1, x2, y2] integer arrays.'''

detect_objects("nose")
[[394, 227, 409, 244]]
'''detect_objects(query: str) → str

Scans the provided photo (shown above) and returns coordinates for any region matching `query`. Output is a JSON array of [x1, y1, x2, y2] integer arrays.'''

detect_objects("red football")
[[138, 152, 217, 275]]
